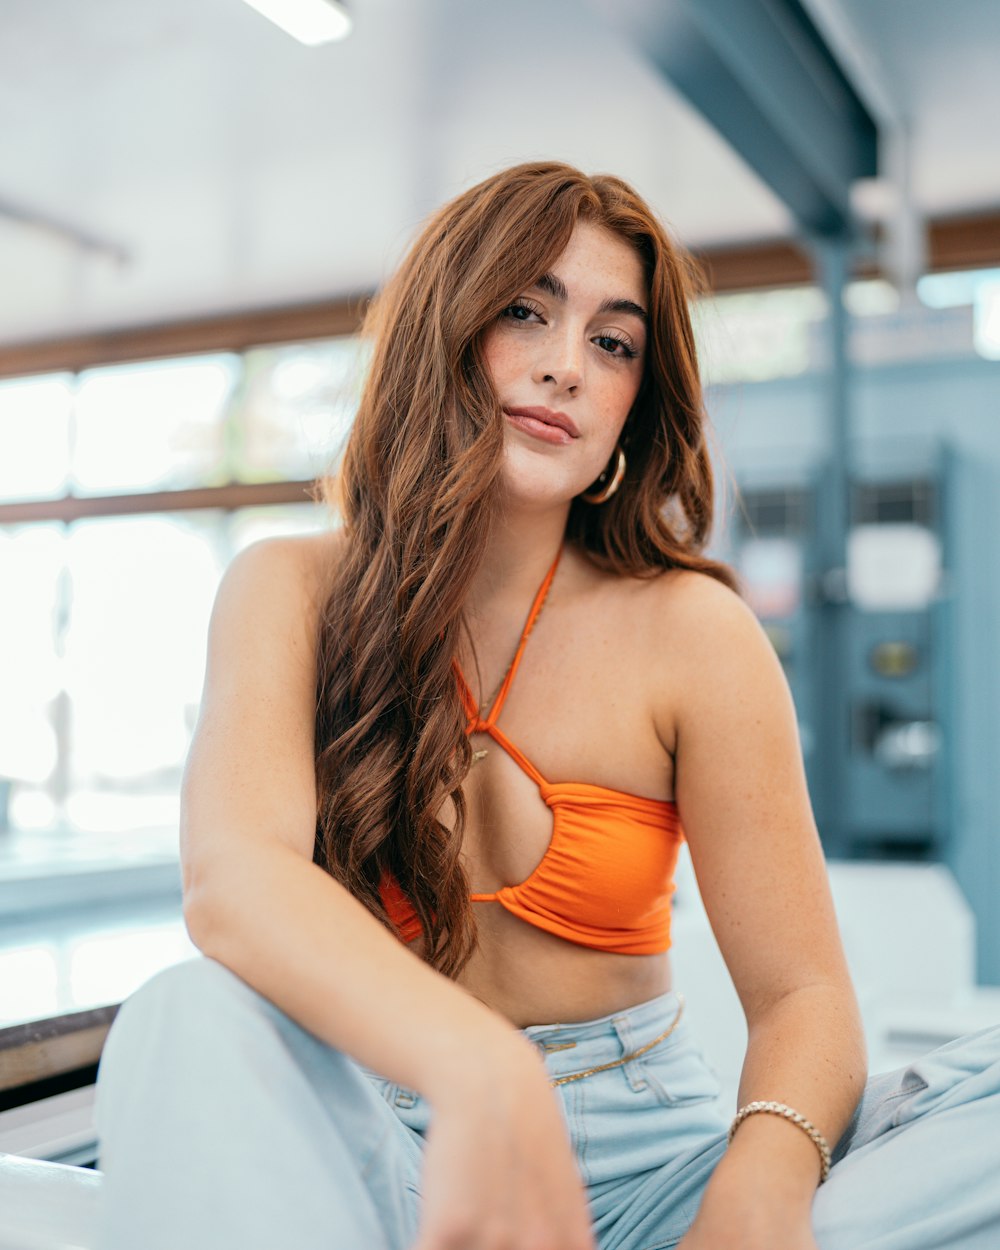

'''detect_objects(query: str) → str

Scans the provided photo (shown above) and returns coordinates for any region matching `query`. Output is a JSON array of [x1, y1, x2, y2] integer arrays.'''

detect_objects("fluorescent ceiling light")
[[240, 0, 351, 45]]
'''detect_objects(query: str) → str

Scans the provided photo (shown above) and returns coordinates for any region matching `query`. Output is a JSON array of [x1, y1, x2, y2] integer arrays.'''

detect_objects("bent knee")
[[130, 954, 253, 1009], [97, 956, 278, 1089], [107, 955, 267, 1047]]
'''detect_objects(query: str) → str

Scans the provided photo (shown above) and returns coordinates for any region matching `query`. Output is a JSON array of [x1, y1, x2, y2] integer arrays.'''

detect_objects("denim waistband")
[[518, 988, 687, 1084]]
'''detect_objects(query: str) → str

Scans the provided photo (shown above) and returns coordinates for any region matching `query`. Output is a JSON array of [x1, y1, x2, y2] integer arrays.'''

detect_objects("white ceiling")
[[0, 0, 997, 349], [834, 0, 1000, 216]]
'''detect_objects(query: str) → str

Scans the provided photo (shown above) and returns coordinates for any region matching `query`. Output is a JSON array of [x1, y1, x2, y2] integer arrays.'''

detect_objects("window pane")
[[3, 504, 335, 847], [60, 505, 331, 838], [0, 374, 72, 501], [0, 524, 65, 797], [235, 338, 369, 482], [72, 355, 238, 495], [694, 287, 828, 384], [62, 512, 226, 835], [67, 924, 197, 1010], [0, 945, 60, 1023]]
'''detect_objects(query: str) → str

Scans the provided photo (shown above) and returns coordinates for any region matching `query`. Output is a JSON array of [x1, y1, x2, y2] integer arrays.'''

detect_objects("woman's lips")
[[503, 408, 577, 445]]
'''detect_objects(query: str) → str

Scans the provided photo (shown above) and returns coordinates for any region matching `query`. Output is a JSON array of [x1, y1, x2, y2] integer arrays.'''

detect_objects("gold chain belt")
[[546, 994, 685, 1088]]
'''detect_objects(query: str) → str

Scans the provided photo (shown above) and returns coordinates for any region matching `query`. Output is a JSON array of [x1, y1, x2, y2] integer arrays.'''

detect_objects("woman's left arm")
[[659, 574, 867, 1249]]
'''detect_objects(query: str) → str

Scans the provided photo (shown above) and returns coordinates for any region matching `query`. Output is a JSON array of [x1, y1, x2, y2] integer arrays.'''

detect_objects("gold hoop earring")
[[581, 444, 626, 505]]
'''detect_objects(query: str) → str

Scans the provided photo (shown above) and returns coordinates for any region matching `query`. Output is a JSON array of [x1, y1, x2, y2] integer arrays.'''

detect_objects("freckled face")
[[481, 220, 648, 509]]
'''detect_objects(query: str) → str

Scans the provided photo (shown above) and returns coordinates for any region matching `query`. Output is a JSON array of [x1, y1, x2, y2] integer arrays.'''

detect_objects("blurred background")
[[1, 0, 999, 1177]]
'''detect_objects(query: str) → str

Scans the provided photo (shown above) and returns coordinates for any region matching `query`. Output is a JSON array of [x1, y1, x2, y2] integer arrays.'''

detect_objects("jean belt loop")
[[612, 1014, 647, 1093]]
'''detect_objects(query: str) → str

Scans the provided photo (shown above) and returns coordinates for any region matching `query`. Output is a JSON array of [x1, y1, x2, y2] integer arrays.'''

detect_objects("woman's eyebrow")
[[532, 271, 648, 322], [599, 296, 648, 322]]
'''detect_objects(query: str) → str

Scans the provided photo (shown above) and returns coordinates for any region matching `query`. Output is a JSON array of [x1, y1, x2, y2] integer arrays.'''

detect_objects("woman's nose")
[[533, 331, 584, 393]]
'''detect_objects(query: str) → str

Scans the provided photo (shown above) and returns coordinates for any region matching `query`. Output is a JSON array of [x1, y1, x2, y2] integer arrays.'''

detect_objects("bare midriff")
[[454, 910, 674, 1028]]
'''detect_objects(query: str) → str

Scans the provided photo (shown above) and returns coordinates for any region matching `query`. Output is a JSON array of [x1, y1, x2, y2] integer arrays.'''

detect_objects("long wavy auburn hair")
[[313, 161, 742, 978]]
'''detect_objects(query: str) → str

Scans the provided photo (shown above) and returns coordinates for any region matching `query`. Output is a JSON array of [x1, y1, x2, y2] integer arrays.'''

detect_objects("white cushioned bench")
[[0, 1153, 101, 1250]]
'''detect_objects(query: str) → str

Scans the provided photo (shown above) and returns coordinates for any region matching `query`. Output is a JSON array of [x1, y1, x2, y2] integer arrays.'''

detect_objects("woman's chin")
[[497, 475, 579, 515], [498, 455, 585, 513]]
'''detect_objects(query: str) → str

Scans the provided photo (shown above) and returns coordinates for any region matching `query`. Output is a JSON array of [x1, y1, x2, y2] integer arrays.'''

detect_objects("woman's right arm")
[[180, 535, 594, 1250]]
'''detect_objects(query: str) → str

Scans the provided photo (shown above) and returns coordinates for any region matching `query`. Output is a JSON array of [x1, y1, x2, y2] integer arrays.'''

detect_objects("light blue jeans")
[[93, 955, 1000, 1249]]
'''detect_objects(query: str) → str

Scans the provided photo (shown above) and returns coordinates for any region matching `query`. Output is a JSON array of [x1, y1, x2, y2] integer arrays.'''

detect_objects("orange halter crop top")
[[379, 543, 685, 955]]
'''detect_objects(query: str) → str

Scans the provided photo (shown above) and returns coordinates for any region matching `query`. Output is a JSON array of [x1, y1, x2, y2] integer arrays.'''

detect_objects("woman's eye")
[[500, 300, 542, 322], [595, 334, 639, 359]]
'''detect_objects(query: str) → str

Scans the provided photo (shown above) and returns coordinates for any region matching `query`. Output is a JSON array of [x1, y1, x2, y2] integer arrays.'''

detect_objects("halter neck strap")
[[453, 542, 564, 728]]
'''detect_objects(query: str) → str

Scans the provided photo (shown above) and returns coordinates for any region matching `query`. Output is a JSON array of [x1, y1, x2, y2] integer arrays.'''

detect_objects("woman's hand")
[[411, 1035, 595, 1250]]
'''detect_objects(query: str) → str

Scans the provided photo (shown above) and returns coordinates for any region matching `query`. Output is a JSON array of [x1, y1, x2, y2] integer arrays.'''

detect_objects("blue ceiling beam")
[[618, 0, 878, 237]]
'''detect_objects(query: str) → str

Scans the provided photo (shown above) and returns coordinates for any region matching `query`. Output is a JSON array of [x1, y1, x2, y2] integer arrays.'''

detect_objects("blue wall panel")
[[708, 356, 1000, 983]]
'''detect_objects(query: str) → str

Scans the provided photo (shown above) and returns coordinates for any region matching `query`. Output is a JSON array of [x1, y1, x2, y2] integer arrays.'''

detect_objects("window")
[[693, 286, 828, 384], [0, 338, 366, 894]]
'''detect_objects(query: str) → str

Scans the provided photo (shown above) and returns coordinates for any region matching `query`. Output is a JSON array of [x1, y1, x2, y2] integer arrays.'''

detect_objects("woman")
[[94, 162, 1000, 1250]]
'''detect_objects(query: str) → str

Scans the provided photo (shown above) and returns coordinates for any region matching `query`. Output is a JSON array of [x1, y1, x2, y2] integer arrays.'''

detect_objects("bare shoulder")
[[569, 552, 762, 686], [237, 526, 346, 589], [655, 560, 750, 622], [218, 528, 346, 638], [617, 562, 754, 655], [633, 565, 788, 744], [644, 564, 755, 639], [293, 525, 349, 576], [660, 566, 780, 674], [199, 526, 349, 725]]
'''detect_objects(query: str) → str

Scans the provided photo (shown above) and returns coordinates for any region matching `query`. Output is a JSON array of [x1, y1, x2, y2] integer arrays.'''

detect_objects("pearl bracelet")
[[728, 1100, 832, 1184]]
